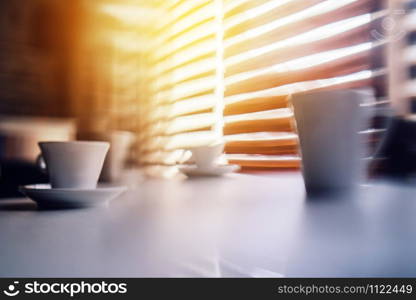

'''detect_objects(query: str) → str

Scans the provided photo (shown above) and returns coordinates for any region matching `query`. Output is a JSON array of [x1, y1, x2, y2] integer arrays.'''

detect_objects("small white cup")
[[191, 142, 225, 170], [37, 141, 109, 189]]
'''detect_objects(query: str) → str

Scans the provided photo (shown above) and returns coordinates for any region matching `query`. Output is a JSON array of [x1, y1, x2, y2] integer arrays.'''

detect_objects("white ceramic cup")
[[191, 142, 225, 169], [37, 141, 110, 189], [291, 89, 371, 194]]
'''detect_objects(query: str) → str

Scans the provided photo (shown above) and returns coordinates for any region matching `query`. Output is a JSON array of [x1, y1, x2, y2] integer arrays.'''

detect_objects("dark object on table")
[[374, 116, 416, 178], [0, 160, 48, 198], [0, 117, 75, 198]]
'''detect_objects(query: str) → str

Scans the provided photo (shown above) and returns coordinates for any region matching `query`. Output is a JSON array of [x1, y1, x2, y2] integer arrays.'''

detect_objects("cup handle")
[[36, 154, 47, 174]]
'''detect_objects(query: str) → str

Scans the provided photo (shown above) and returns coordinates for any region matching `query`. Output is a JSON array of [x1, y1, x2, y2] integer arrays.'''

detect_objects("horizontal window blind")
[[222, 0, 387, 169], [73, 0, 389, 175], [139, 0, 222, 177], [70, 0, 154, 138]]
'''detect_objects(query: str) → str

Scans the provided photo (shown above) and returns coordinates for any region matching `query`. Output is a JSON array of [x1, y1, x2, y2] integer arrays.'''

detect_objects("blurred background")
[[2, 0, 416, 195]]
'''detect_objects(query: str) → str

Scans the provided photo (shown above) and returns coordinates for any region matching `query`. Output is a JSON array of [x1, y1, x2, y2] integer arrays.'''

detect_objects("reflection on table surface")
[[1, 172, 416, 277]]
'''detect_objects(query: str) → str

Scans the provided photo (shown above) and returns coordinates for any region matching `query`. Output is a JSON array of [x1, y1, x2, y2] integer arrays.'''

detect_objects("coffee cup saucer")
[[19, 184, 127, 209], [178, 164, 240, 177]]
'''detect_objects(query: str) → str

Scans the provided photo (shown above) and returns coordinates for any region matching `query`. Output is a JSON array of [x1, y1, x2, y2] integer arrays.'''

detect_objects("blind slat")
[[166, 112, 216, 135], [224, 0, 375, 56], [111, 0, 386, 170], [225, 43, 376, 96], [225, 131, 297, 144], [151, 41, 216, 77], [153, 58, 216, 91], [155, 76, 216, 102], [224, 95, 289, 115], [224, 109, 294, 135], [153, 21, 216, 62], [225, 12, 385, 76], [226, 154, 301, 168], [155, 0, 212, 34]]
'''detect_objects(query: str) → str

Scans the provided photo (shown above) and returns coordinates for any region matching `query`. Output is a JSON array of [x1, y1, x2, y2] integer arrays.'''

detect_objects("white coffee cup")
[[37, 141, 110, 189], [190, 142, 225, 170], [291, 89, 370, 194]]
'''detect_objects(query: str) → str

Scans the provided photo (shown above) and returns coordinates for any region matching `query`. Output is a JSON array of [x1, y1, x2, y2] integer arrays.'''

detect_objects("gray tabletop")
[[0, 172, 416, 277]]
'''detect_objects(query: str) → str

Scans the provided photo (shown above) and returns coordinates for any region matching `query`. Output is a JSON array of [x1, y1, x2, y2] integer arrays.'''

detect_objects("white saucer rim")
[[178, 164, 240, 172], [19, 184, 127, 208], [19, 184, 127, 193], [178, 164, 240, 176]]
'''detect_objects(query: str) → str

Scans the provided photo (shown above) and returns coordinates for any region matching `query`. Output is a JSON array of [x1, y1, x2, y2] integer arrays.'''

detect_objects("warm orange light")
[[225, 42, 373, 87], [99, 3, 160, 25], [225, 0, 360, 48], [225, 12, 383, 68], [225, 0, 294, 30]]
